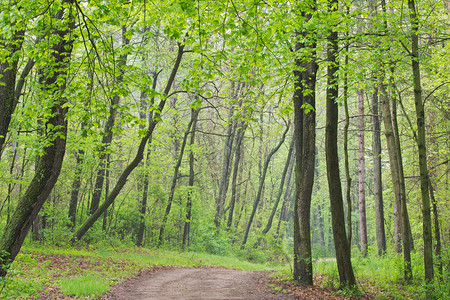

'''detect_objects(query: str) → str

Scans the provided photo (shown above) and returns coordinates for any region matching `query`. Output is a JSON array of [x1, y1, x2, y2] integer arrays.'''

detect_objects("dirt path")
[[104, 267, 299, 300]]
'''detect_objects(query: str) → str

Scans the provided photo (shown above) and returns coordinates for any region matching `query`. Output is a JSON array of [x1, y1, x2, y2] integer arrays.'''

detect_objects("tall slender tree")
[[325, 0, 356, 287], [371, 88, 386, 255], [407, 0, 434, 282], [182, 107, 200, 249]]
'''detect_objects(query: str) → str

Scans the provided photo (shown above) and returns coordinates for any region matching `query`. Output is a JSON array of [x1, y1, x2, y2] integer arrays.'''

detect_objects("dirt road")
[[105, 267, 298, 300]]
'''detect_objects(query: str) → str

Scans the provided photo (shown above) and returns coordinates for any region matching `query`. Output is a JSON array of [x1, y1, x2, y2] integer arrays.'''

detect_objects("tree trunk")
[[158, 108, 197, 245], [325, 3, 356, 286], [391, 83, 414, 252], [102, 156, 111, 232], [429, 178, 442, 275], [0, 24, 25, 156], [276, 154, 294, 238], [227, 122, 247, 230], [136, 69, 160, 247], [292, 36, 304, 282], [90, 26, 130, 214], [262, 138, 294, 234], [214, 90, 239, 228], [357, 88, 367, 257], [371, 88, 387, 255], [408, 0, 434, 282], [68, 148, 84, 228], [182, 108, 199, 249], [74, 43, 185, 241], [242, 125, 289, 247], [294, 22, 318, 282], [0, 1, 75, 276], [343, 36, 352, 248], [380, 82, 412, 280]]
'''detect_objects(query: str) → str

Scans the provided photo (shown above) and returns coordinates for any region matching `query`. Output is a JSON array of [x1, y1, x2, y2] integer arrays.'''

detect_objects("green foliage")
[[189, 223, 228, 256]]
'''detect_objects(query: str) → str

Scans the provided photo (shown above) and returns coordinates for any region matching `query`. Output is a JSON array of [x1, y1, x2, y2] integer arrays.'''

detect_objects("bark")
[[378, 0, 402, 255], [295, 33, 318, 284], [182, 108, 199, 249], [74, 43, 185, 241], [380, 83, 412, 280], [276, 153, 294, 238], [262, 138, 294, 234], [371, 88, 387, 255], [136, 138, 151, 247], [0, 23, 25, 156], [158, 106, 197, 245], [0, 1, 75, 276], [102, 156, 111, 232], [316, 204, 325, 248], [429, 178, 442, 275], [242, 125, 289, 247], [357, 88, 367, 257], [227, 122, 247, 230], [90, 26, 130, 214], [325, 3, 356, 286], [292, 40, 304, 283], [214, 88, 239, 228], [367, 0, 387, 258], [408, 0, 434, 282], [136, 72, 160, 247], [391, 85, 414, 252], [343, 38, 352, 248], [68, 148, 84, 228]]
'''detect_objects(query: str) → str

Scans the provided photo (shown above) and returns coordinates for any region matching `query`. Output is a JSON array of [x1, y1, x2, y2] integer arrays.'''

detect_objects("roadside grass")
[[0, 243, 277, 299], [58, 274, 109, 298], [269, 249, 449, 299]]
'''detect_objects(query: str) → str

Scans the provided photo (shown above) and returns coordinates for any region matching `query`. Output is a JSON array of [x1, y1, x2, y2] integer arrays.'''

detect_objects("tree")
[[182, 107, 200, 249], [357, 87, 367, 257], [227, 121, 248, 230], [242, 124, 289, 247], [214, 84, 239, 228], [0, 0, 75, 276], [407, 0, 434, 282], [0, 2, 25, 157], [73, 43, 186, 241], [262, 138, 294, 235], [371, 88, 386, 255], [325, 0, 356, 287], [159, 107, 198, 245], [89, 26, 131, 215], [292, 0, 318, 283]]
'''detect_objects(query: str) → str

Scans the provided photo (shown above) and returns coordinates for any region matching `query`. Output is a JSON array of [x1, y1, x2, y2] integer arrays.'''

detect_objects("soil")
[[102, 267, 300, 300]]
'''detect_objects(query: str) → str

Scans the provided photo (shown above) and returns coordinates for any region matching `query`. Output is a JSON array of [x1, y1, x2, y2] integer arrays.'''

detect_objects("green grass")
[[58, 274, 109, 298]]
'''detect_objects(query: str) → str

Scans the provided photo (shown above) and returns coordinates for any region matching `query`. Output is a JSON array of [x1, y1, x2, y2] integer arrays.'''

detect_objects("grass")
[[270, 249, 449, 300], [58, 274, 109, 298]]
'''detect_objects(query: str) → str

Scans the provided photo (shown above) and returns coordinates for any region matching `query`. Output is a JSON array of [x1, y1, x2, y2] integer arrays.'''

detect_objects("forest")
[[0, 0, 449, 298]]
